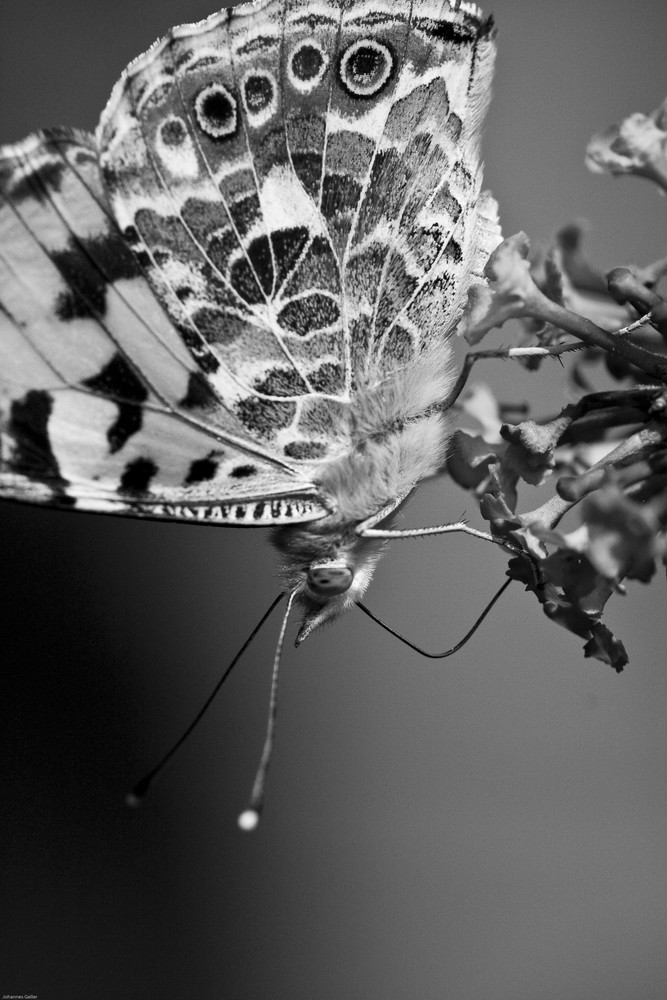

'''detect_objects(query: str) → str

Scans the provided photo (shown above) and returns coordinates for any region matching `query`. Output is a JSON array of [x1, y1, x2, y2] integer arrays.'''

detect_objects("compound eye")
[[307, 563, 354, 597]]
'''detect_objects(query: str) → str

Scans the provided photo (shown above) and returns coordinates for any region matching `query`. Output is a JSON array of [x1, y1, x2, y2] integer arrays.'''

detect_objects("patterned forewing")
[[0, 129, 329, 524]]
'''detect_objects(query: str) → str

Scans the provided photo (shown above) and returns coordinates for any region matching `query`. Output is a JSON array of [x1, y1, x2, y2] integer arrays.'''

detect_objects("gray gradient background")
[[2, 2, 667, 998]]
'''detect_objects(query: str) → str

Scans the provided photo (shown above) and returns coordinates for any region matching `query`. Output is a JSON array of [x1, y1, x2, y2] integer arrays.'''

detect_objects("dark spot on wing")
[[10, 159, 68, 203], [291, 43, 325, 82], [271, 227, 310, 288], [182, 198, 232, 248], [236, 397, 296, 437], [185, 456, 219, 485], [100, 162, 119, 191], [282, 234, 341, 299], [228, 193, 260, 237], [412, 14, 488, 42], [161, 117, 187, 147], [382, 325, 414, 366], [254, 124, 287, 170], [284, 440, 327, 461], [230, 464, 257, 479], [444, 238, 463, 264], [338, 40, 394, 99], [310, 362, 344, 394], [133, 206, 206, 265], [83, 353, 147, 454], [244, 74, 274, 114], [292, 11, 338, 30], [247, 235, 274, 295], [179, 371, 220, 411], [278, 293, 340, 337], [53, 232, 142, 321], [254, 367, 309, 397], [229, 256, 264, 304], [194, 84, 238, 140], [206, 227, 240, 273], [8, 390, 71, 498], [431, 183, 462, 221], [74, 148, 97, 168], [321, 173, 362, 219], [175, 321, 221, 375], [119, 457, 158, 495], [107, 407, 142, 455], [286, 114, 326, 198], [289, 152, 322, 199], [235, 35, 276, 57], [83, 352, 147, 402], [191, 305, 246, 345], [123, 225, 141, 246]]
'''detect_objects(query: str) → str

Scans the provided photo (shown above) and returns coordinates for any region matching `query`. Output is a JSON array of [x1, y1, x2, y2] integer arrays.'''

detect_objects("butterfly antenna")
[[126, 592, 285, 807], [238, 590, 297, 832], [356, 577, 512, 658]]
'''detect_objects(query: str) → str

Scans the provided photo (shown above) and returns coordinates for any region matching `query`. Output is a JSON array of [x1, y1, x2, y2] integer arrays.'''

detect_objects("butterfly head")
[[273, 526, 386, 644]]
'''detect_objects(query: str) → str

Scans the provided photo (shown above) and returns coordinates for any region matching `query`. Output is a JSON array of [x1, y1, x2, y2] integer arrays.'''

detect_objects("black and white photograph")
[[2, 2, 667, 997]]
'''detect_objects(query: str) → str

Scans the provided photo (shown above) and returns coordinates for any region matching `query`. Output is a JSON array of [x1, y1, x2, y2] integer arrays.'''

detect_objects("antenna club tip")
[[238, 809, 261, 832], [126, 775, 151, 807]]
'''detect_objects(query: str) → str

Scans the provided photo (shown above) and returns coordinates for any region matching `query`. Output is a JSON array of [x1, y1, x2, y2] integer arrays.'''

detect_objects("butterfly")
[[0, 0, 501, 823]]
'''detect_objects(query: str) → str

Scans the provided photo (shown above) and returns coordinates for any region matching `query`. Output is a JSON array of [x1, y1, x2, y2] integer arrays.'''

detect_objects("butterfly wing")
[[97, 1, 351, 469], [1, 0, 499, 524], [0, 128, 330, 524], [337, 1, 502, 380], [96, 0, 499, 453]]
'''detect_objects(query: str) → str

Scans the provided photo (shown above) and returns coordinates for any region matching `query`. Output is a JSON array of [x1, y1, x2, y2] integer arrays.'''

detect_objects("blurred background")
[[1, 2, 667, 998]]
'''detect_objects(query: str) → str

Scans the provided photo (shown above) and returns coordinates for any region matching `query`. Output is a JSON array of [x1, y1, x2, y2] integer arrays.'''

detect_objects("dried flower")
[[458, 232, 545, 343], [583, 487, 665, 583], [586, 97, 667, 191]]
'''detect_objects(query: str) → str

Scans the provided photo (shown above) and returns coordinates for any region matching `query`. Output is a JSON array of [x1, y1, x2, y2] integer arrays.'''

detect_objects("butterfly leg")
[[356, 497, 517, 555], [357, 503, 549, 600], [356, 488, 501, 541], [357, 515, 515, 554], [356, 510, 543, 596], [440, 341, 586, 414]]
